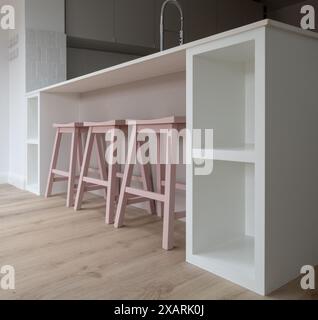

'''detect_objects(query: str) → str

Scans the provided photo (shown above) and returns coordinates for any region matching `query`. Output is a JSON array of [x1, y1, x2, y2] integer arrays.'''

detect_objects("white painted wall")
[[26, 28, 66, 92], [0, 1, 10, 183], [25, 0, 66, 92], [6, 0, 66, 188], [8, 0, 27, 189], [25, 0, 65, 32]]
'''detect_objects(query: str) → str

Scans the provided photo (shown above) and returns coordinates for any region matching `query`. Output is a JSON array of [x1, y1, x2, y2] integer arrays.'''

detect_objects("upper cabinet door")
[[217, 0, 264, 33], [244, 0, 264, 25], [65, 0, 115, 42], [115, 0, 156, 48], [188, 0, 217, 42]]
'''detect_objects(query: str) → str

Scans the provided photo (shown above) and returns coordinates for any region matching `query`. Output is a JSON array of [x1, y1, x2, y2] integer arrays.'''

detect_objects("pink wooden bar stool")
[[114, 116, 186, 250], [45, 122, 88, 207], [74, 121, 156, 225]]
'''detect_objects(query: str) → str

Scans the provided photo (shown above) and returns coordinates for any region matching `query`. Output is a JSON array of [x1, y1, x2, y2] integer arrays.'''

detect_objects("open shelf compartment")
[[26, 144, 39, 195], [191, 160, 256, 289], [193, 40, 255, 160], [27, 95, 39, 143]]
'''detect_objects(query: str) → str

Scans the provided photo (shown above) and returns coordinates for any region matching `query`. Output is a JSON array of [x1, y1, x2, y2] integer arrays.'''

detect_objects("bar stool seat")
[[45, 122, 88, 207], [114, 116, 186, 250], [83, 120, 126, 127], [128, 116, 186, 125], [53, 122, 84, 128]]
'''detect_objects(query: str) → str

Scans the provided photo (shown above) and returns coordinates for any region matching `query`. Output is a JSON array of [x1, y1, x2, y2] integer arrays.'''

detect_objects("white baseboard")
[[8, 173, 25, 190], [0, 172, 8, 184]]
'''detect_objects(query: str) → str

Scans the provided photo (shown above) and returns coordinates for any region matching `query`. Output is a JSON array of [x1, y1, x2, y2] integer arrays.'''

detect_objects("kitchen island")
[[26, 19, 318, 295]]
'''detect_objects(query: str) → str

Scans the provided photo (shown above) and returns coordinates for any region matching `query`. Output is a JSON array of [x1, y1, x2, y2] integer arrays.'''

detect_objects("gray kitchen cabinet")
[[217, 0, 245, 33], [115, 0, 156, 48], [65, 0, 115, 42], [67, 48, 140, 79], [268, 0, 317, 33], [155, 0, 263, 49], [244, 0, 264, 24], [188, 0, 218, 42], [65, 0, 264, 52], [217, 0, 264, 33]]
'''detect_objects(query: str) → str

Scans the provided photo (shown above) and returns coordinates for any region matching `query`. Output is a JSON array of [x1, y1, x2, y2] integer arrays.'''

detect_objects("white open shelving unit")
[[187, 21, 318, 296], [26, 94, 40, 195], [186, 30, 265, 293]]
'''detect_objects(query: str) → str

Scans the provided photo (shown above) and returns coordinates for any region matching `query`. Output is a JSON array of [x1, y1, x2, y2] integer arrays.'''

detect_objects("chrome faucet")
[[160, 0, 184, 51]]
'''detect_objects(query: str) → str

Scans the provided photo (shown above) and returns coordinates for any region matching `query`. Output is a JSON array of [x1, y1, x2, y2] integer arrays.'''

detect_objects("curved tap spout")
[[160, 0, 184, 51]]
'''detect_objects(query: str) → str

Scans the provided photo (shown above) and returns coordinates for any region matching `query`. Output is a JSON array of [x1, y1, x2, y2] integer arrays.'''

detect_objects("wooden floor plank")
[[0, 185, 317, 300]]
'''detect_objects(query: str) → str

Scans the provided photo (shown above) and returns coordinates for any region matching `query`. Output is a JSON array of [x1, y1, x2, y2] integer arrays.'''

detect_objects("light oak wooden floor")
[[0, 184, 317, 300]]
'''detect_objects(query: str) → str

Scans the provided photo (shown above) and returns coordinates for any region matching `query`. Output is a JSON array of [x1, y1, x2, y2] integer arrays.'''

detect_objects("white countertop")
[[27, 19, 318, 95]]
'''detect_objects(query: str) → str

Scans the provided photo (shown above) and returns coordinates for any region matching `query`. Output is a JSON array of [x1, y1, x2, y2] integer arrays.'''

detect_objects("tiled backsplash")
[[26, 29, 66, 92]]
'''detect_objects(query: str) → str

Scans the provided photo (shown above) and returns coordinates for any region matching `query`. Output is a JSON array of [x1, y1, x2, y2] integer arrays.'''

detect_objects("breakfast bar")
[[25, 19, 318, 295]]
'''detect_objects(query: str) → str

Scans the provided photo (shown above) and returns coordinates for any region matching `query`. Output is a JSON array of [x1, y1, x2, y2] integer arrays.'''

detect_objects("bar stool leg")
[[96, 133, 108, 200], [74, 128, 95, 211], [141, 163, 156, 215], [115, 127, 137, 228], [105, 130, 118, 224], [138, 141, 156, 215], [100, 134, 108, 178], [162, 132, 177, 250], [156, 133, 165, 217], [77, 129, 84, 168], [45, 130, 62, 198], [106, 162, 118, 224], [67, 128, 79, 208]]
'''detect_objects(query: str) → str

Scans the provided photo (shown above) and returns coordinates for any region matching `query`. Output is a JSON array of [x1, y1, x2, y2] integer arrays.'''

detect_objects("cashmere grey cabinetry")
[[66, 0, 115, 42]]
